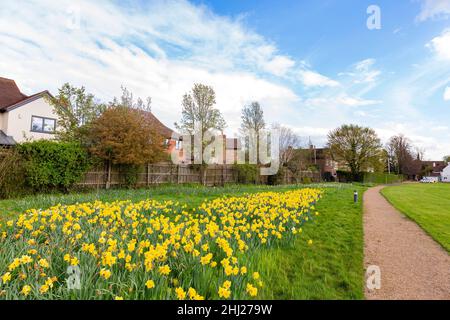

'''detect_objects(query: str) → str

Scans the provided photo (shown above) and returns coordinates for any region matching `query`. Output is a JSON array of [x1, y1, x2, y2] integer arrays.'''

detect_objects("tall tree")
[[240, 101, 265, 135], [327, 124, 382, 179], [386, 135, 420, 176], [276, 124, 301, 167], [175, 83, 226, 135], [48, 83, 106, 142], [175, 84, 226, 184], [240, 102, 265, 164], [444, 155, 450, 164], [111, 86, 152, 112]]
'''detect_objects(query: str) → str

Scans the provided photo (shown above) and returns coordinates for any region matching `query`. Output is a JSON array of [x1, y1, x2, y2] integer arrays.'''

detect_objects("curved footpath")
[[364, 185, 450, 300]]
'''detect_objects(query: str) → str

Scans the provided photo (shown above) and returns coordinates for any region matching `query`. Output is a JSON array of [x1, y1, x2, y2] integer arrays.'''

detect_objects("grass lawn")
[[381, 183, 450, 253], [0, 183, 365, 299]]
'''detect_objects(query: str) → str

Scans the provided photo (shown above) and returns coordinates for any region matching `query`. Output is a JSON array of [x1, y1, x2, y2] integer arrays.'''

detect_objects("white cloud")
[[427, 29, 450, 60], [444, 86, 450, 100], [304, 94, 381, 108], [0, 0, 299, 134], [416, 0, 450, 22], [298, 70, 340, 87]]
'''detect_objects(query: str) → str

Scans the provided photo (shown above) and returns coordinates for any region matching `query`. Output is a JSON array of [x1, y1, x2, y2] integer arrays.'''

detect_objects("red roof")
[[0, 77, 53, 112], [0, 77, 27, 110]]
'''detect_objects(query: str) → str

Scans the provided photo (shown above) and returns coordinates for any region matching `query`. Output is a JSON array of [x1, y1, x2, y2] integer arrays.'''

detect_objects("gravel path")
[[364, 185, 450, 300]]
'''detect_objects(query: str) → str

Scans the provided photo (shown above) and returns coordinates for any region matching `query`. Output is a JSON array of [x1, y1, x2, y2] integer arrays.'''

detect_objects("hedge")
[[17, 140, 90, 192]]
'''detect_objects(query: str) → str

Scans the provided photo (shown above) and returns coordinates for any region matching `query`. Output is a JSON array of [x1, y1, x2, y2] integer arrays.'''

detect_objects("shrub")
[[234, 164, 258, 184], [301, 176, 312, 184], [17, 140, 90, 192], [0, 148, 27, 198], [121, 164, 141, 188]]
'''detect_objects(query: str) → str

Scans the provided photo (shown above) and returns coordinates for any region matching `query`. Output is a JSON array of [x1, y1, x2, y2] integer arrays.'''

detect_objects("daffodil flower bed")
[[0, 188, 322, 300]]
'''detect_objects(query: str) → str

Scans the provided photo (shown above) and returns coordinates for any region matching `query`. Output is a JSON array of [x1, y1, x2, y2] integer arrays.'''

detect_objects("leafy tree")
[[444, 155, 450, 164], [327, 124, 382, 179], [175, 83, 226, 135], [88, 106, 164, 187], [240, 101, 266, 163], [48, 83, 106, 143], [175, 84, 226, 184]]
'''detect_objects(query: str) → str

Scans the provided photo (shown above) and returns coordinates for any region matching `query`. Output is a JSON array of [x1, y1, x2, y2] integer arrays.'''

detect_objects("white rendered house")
[[0, 77, 56, 145], [441, 165, 450, 183]]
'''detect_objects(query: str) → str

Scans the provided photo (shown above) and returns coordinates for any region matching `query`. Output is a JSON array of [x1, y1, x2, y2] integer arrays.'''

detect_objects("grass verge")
[[381, 183, 450, 253]]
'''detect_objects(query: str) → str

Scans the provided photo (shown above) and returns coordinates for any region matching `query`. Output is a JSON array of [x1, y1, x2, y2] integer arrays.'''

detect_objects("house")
[[141, 110, 183, 162], [420, 161, 447, 178], [307, 145, 339, 181], [0, 77, 56, 145], [441, 165, 450, 183], [176, 134, 241, 164]]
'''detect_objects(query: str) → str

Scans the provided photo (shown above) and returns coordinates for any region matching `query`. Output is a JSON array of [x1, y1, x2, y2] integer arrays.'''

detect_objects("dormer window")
[[31, 116, 56, 133]]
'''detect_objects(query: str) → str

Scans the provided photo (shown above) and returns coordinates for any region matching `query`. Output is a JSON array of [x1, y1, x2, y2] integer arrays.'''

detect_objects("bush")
[[121, 164, 141, 188], [301, 176, 312, 184], [234, 164, 258, 184], [17, 140, 90, 192], [0, 148, 27, 198]]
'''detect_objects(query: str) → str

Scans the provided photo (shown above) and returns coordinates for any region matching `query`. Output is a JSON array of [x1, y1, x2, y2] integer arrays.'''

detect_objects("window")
[[175, 140, 182, 150], [31, 116, 56, 133]]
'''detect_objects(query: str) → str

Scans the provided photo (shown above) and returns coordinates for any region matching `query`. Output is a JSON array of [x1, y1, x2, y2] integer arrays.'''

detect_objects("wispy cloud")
[[0, 0, 300, 132], [416, 0, 450, 22], [297, 69, 340, 88]]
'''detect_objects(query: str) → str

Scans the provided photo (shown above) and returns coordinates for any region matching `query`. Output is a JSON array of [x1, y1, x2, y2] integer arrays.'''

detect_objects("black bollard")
[[354, 190, 358, 203]]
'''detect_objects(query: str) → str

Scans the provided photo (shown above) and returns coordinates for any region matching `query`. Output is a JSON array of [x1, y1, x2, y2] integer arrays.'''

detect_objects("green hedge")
[[17, 140, 90, 192], [234, 164, 258, 184], [363, 172, 404, 184]]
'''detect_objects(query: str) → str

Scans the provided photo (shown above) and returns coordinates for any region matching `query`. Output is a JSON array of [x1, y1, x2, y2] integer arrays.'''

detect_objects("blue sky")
[[1, 0, 449, 159]]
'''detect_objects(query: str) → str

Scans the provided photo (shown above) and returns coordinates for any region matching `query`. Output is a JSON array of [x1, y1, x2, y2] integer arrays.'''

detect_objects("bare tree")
[[386, 134, 419, 176], [112, 86, 152, 112], [276, 124, 301, 166]]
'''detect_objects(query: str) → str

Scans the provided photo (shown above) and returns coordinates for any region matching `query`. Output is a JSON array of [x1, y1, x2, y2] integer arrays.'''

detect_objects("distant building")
[[420, 161, 447, 178], [441, 165, 450, 183], [305, 145, 339, 181]]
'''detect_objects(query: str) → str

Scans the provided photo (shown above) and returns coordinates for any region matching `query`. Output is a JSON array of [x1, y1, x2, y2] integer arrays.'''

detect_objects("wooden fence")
[[76, 162, 322, 188], [76, 162, 239, 188]]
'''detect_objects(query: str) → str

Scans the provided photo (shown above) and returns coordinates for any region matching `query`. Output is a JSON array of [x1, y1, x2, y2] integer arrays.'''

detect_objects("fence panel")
[[76, 162, 319, 188]]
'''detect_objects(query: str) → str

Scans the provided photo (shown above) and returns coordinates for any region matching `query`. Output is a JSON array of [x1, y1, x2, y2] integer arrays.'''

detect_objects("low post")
[[354, 190, 358, 203]]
